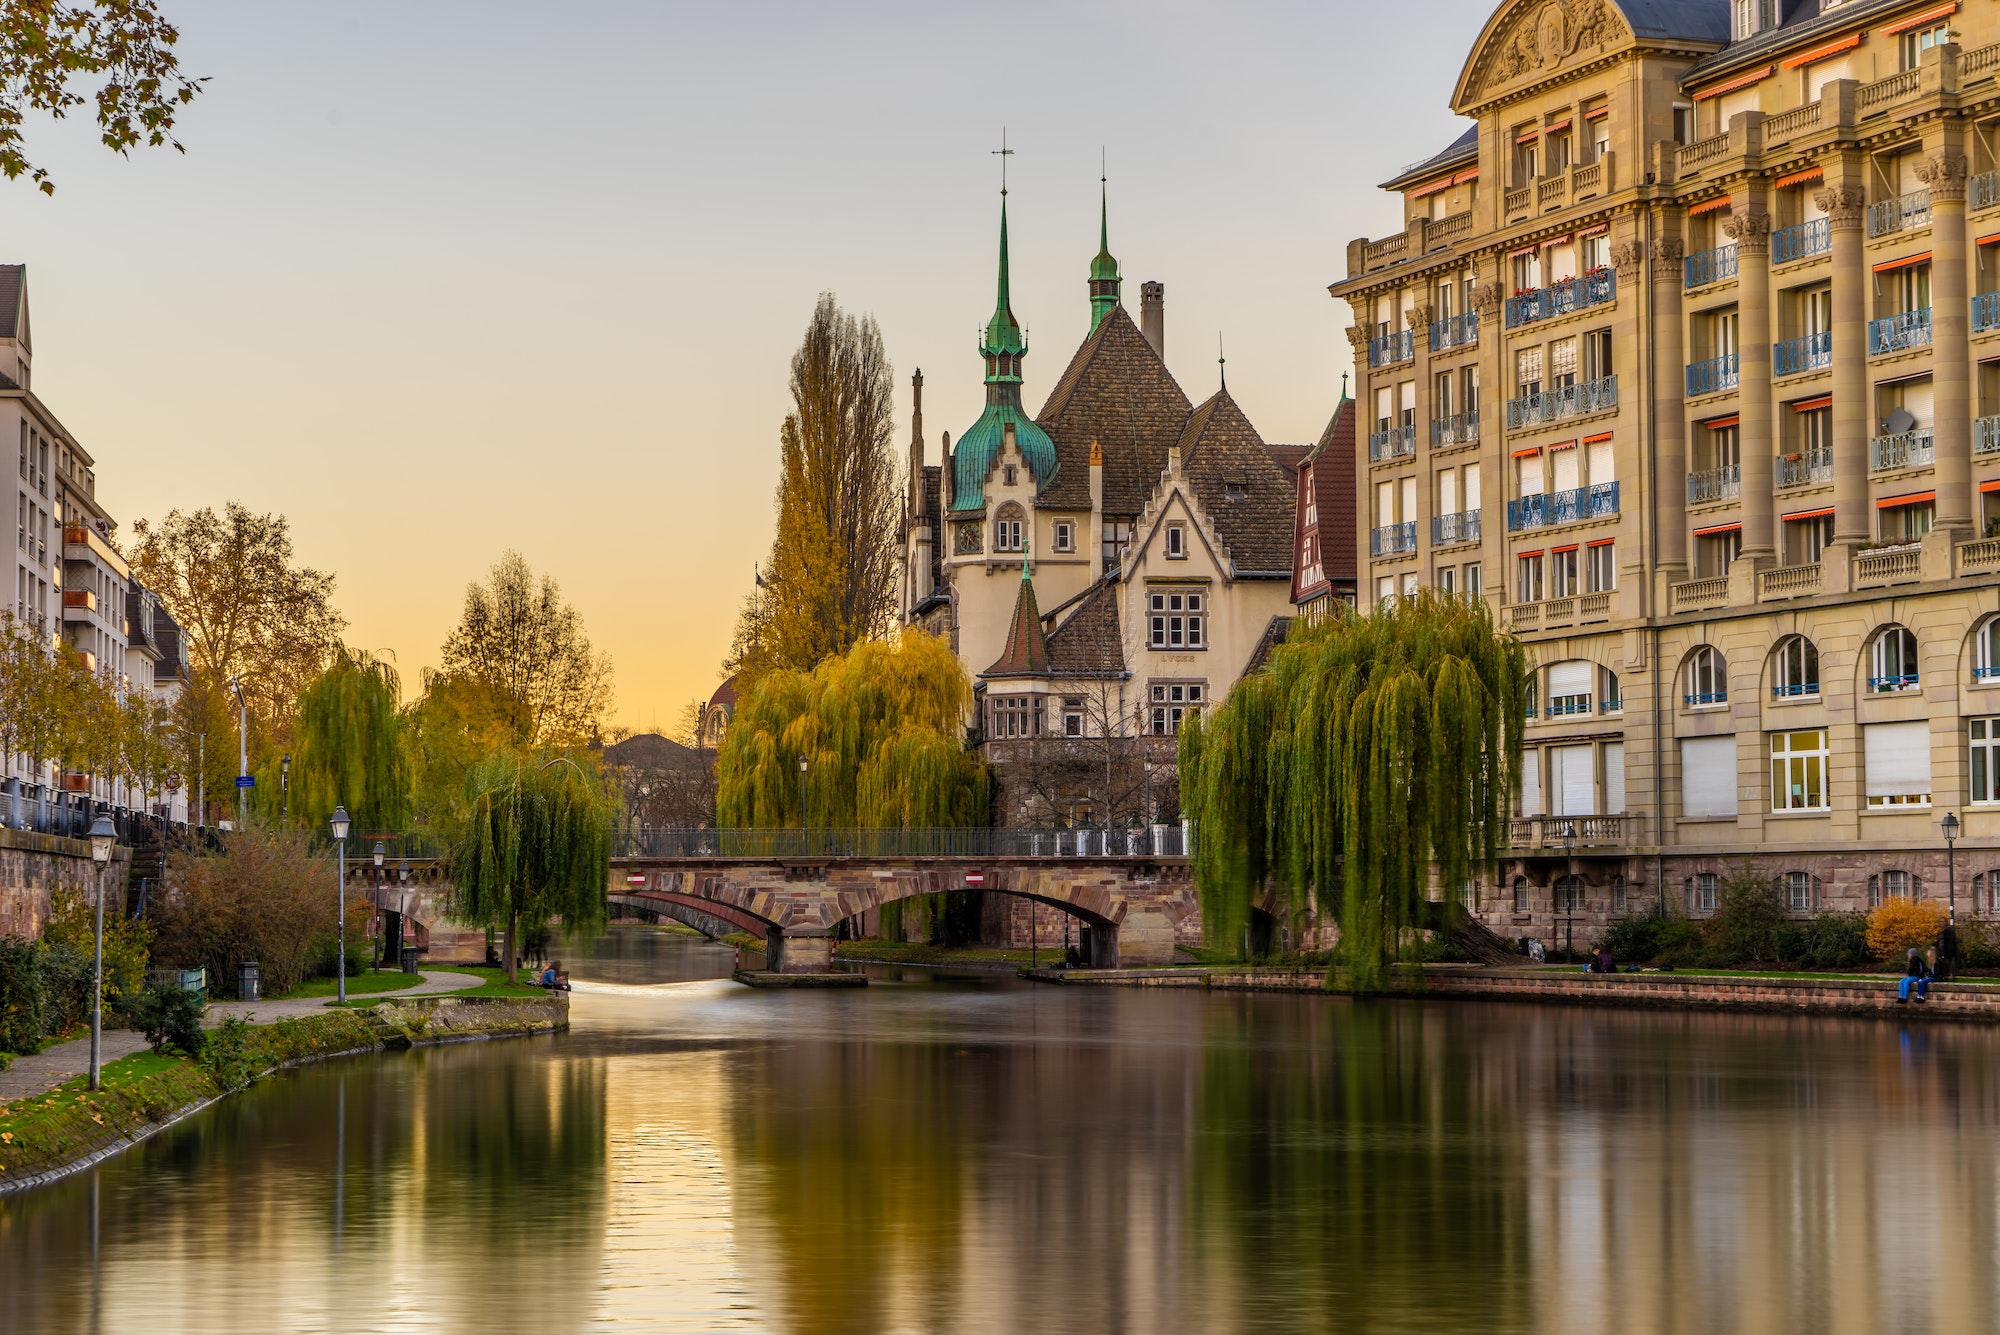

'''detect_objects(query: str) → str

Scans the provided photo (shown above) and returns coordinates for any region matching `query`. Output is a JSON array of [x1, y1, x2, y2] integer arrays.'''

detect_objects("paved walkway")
[[0, 970, 484, 1107]]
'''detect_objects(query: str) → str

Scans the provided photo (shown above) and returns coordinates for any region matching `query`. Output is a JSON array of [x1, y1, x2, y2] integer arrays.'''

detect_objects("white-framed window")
[[994, 506, 1025, 553], [1102, 520, 1134, 571], [1586, 541, 1615, 592], [1550, 546, 1579, 597], [1690, 872, 1718, 913], [1063, 697, 1084, 738], [1465, 562, 1482, 597], [1870, 870, 1922, 906], [989, 695, 1041, 739], [1770, 729, 1830, 812], [1685, 645, 1727, 706], [1148, 590, 1206, 650], [1053, 521, 1074, 553], [1773, 635, 1820, 698], [1518, 552, 1544, 603], [1149, 681, 1206, 735], [1864, 720, 1931, 808], [1972, 717, 2000, 804], [1870, 626, 1919, 693], [1901, 22, 1950, 70], [1976, 618, 2000, 682], [1780, 871, 1818, 913], [1377, 574, 1394, 606]]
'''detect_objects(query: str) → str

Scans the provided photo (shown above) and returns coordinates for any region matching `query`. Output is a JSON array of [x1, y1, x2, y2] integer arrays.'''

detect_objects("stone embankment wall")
[[0, 993, 567, 1195], [0, 828, 130, 938]]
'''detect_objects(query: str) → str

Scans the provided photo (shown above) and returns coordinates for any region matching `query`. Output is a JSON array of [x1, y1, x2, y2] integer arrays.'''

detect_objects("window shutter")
[[1864, 721, 1932, 798], [1554, 744, 1595, 815], [1552, 447, 1581, 491], [1604, 742, 1625, 813], [1520, 750, 1543, 815], [1547, 661, 1593, 697], [1681, 735, 1738, 817], [1587, 439, 1614, 485]]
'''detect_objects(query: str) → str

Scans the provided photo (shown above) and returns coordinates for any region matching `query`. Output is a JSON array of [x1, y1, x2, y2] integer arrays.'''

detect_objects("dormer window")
[[1166, 524, 1186, 559], [1225, 477, 1246, 501], [1004, 465, 1018, 486], [1732, 0, 1777, 40]]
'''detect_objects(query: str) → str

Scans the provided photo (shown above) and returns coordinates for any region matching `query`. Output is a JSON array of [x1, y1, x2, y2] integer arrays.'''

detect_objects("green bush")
[[0, 936, 45, 1053], [199, 1013, 256, 1091], [1653, 915, 1706, 968], [1772, 922, 1808, 964], [1600, 915, 1661, 963], [127, 980, 206, 1057], [1962, 923, 2000, 969], [1705, 872, 1790, 964], [1797, 912, 1870, 969]]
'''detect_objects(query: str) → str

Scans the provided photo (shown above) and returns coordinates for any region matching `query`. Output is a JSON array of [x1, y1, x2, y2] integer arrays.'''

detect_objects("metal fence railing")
[[616, 826, 1193, 860]]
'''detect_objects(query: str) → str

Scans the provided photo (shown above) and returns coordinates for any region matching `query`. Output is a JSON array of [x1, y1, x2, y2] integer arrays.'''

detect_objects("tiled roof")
[[1266, 444, 1312, 474], [1680, 0, 1900, 87], [983, 572, 1051, 677], [1382, 124, 1480, 190], [1176, 389, 1298, 576], [0, 266, 24, 340], [707, 674, 738, 712], [603, 733, 708, 772], [1243, 615, 1294, 676], [1310, 399, 1357, 584], [1609, 0, 1731, 44], [1045, 576, 1125, 676], [1035, 304, 1194, 515]]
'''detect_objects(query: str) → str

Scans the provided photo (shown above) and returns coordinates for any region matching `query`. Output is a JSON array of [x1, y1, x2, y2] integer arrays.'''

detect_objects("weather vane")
[[994, 128, 1013, 194]]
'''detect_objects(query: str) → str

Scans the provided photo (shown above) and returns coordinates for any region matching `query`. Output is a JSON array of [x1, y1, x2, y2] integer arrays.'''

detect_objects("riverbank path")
[[0, 970, 486, 1106]]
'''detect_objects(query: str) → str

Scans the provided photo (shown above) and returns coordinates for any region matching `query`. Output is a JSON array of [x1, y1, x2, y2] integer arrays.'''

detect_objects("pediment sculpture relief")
[[1483, 0, 1624, 92]]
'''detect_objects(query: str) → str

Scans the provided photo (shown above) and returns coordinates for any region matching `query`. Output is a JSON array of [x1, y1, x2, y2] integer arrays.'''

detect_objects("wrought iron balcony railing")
[[1369, 424, 1416, 462], [1506, 481, 1619, 532], [1431, 410, 1479, 448], [1866, 189, 1930, 237], [1685, 352, 1738, 396], [1429, 311, 1477, 353], [1776, 445, 1833, 488], [1868, 307, 1932, 355], [1687, 464, 1740, 504], [1771, 218, 1831, 264], [1683, 245, 1737, 289], [1870, 430, 1933, 472], [1432, 508, 1481, 545], [1773, 330, 1831, 376], [1368, 328, 1415, 367], [1503, 269, 1615, 329], [1370, 521, 1417, 556], [1976, 291, 2000, 334], [1505, 374, 1617, 429]]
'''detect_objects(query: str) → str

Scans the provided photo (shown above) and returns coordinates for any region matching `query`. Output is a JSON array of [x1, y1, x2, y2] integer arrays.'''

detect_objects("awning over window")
[[1878, 490, 1936, 508]]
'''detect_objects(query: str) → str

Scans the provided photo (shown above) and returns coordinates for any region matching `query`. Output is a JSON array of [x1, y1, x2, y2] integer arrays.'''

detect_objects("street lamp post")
[[230, 675, 248, 831], [1944, 810, 1961, 979], [797, 754, 808, 854], [87, 814, 115, 1092], [330, 806, 351, 1005], [372, 841, 385, 971], [280, 754, 291, 823]]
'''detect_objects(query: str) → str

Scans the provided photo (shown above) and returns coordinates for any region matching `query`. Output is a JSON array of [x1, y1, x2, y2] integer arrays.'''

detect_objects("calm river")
[[4, 928, 1999, 1334]]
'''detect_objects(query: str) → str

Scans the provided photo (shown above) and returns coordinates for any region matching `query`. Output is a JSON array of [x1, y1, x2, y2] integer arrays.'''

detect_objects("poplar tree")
[[1179, 593, 1527, 986], [716, 629, 987, 829], [732, 294, 899, 683]]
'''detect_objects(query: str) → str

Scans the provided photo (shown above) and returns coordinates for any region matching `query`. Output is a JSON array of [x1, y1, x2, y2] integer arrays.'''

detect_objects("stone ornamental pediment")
[[1463, 0, 1626, 104]]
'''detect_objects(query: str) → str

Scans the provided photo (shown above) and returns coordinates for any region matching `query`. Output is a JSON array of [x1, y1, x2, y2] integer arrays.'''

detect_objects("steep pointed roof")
[[954, 194, 1058, 513], [1035, 303, 1193, 514], [1175, 388, 1299, 576], [982, 567, 1051, 677], [1046, 576, 1125, 677], [1307, 396, 1358, 586], [1088, 182, 1120, 333], [982, 197, 1027, 362]]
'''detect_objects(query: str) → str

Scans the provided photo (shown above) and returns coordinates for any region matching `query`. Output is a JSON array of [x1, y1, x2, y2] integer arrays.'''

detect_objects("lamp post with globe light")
[[87, 814, 115, 1091], [330, 807, 351, 1004]]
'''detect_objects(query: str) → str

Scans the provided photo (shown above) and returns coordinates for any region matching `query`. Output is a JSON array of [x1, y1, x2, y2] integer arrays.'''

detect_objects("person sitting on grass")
[[1590, 944, 1614, 974], [1898, 947, 1932, 1004]]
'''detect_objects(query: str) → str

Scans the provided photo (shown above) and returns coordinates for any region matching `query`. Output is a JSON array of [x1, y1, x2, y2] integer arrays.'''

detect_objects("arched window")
[[1685, 645, 1727, 706], [993, 504, 1026, 553], [1975, 871, 1988, 914], [1546, 660, 1593, 716], [1870, 627, 1919, 693], [1512, 876, 1530, 913], [1869, 869, 1923, 906], [1611, 873, 1628, 913], [1523, 674, 1540, 722], [1777, 870, 1818, 913], [1555, 874, 1585, 914], [1687, 872, 1718, 913], [1976, 618, 2000, 682], [1772, 635, 1820, 698], [1601, 666, 1624, 713]]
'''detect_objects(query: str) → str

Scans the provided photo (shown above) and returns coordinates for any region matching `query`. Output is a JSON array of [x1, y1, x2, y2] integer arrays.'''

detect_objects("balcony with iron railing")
[[1870, 429, 1933, 472], [1776, 445, 1833, 489], [1369, 424, 1417, 462], [1979, 416, 2000, 455], [1368, 328, 1415, 367], [1370, 521, 1417, 557], [1546, 693, 1592, 718], [1506, 481, 1619, 532], [1683, 245, 1737, 289], [1869, 307, 1932, 355], [1431, 410, 1479, 448], [1687, 464, 1740, 504], [1505, 375, 1617, 430], [1685, 352, 1738, 397], [1771, 217, 1831, 264], [1503, 269, 1615, 329], [1774, 330, 1831, 376], [1977, 291, 2000, 334], [1432, 509, 1481, 545], [1867, 189, 1930, 238], [1430, 311, 1477, 353]]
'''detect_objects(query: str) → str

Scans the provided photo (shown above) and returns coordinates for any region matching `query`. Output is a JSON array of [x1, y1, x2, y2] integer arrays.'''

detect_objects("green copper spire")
[[1088, 169, 1121, 332], [981, 195, 1027, 383]]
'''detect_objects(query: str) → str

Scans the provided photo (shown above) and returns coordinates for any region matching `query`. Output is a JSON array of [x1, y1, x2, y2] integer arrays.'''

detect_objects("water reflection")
[[4, 931, 2000, 1333]]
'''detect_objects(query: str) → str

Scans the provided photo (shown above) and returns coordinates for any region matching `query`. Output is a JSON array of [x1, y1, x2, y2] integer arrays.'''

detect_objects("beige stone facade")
[[1333, 0, 2000, 946]]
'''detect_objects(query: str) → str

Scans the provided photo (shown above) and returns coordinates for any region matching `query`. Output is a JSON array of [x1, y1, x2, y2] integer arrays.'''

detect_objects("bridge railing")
[[617, 826, 1191, 860]]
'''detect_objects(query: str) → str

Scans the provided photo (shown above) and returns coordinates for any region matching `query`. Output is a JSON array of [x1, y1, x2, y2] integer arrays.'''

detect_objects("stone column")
[[1820, 180, 1870, 545], [1644, 230, 1689, 589], [1724, 202, 1775, 562], [1408, 300, 1436, 573], [1472, 274, 1506, 614], [1919, 148, 1974, 533]]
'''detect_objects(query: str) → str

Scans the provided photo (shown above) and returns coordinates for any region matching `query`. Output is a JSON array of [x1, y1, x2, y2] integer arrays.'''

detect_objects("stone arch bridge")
[[611, 828, 1198, 972]]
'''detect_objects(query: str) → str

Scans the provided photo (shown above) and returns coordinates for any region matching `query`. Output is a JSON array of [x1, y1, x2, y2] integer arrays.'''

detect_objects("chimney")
[[1140, 281, 1165, 357]]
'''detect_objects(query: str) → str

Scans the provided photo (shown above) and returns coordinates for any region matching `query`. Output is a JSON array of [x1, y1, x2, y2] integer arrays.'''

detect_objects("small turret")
[[1089, 178, 1121, 333]]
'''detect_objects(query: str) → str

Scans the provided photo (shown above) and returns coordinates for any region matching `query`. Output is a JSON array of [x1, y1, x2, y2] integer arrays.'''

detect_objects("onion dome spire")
[[1089, 162, 1121, 333], [982, 135, 1027, 388]]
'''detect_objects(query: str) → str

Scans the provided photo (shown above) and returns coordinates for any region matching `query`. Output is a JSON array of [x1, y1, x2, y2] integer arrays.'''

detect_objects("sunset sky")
[[5, 0, 1493, 731]]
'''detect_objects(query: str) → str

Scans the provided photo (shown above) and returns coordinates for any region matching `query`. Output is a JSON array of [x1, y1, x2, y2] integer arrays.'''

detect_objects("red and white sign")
[[625, 874, 647, 888], [965, 872, 985, 886]]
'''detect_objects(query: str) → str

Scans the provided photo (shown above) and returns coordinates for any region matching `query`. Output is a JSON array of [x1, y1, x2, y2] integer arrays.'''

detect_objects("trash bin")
[[237, 960, 260, 1002], [400, 946, 419, 974]]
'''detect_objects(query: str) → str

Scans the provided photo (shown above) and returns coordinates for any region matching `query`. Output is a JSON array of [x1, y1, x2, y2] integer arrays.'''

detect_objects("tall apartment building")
[[1334, 0, 2000, 938]]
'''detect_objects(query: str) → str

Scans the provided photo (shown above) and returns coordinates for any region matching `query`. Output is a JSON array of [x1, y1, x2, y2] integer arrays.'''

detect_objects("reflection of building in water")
[[1335, 0, 2000, 949]]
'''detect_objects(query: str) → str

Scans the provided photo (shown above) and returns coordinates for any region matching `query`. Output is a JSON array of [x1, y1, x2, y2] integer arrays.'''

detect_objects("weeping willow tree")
[[453, 750, 619, 981], [261, 648, 411, 834], [716, 628, 988, 829], [1180, 592, 1526, 987]]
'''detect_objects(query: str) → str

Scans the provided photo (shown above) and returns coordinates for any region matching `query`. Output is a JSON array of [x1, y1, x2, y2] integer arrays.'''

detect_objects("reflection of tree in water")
[[0, 1042, 610, 1334], [1184, 997, 1535, 1333]]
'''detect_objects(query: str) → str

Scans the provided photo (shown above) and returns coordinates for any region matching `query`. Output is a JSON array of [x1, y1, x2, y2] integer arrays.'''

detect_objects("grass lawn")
[[325, 964, 549, 1004], [285, 970, 427, 1000]]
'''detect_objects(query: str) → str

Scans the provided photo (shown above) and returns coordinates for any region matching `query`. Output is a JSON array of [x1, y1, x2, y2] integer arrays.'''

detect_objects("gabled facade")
[[903, 186, 1328, 825], [1334, 0, 2000, 943]]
